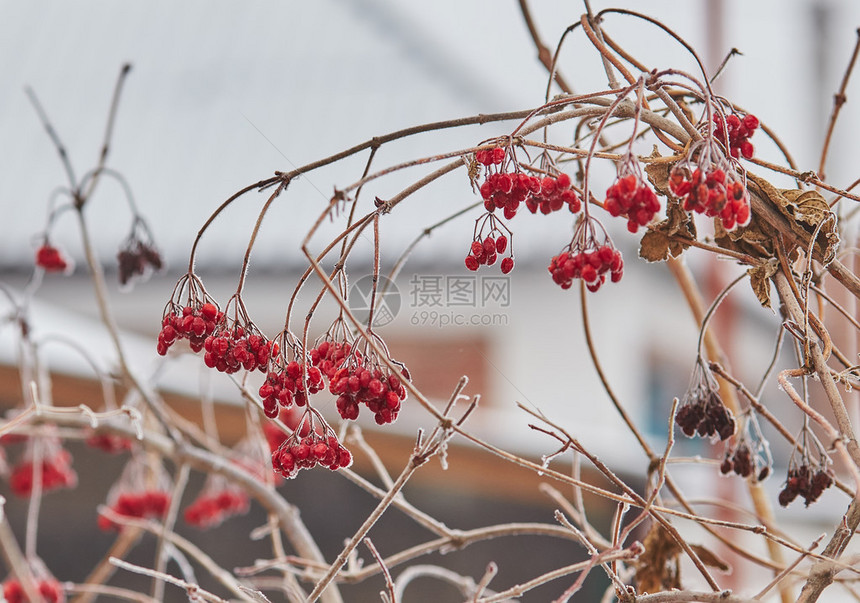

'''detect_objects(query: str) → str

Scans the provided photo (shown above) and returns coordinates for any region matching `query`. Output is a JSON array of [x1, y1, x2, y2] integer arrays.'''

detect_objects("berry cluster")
[[98, 490, 170, 531], [480, 171, 542, 219], [465, 212, 515, 274], [668, 166, 750, 231], [604, 173, 661, 233], [309, 339, 353, 380], [259, 360, 324, 418], [524, 172, 580, 215], [548, 244, 623, 292], [35, 244, 72, 274], [85, 433, 133, 454], [272, 431, 352, 479], [117, 238, 163, 287], [778, 465, 833, 507], [3, 579, 64, 603], [331, 358, 409, 425], [675, 390, 735, 441], [203, 324, 276, 374], [713, 113, 759, 160], [117, 217, 162, 287], [184, 489, 250, 529], [720, 443, 753, 478], [157, 301, 222, 355], [9, 449, 77, 497], [465, 233, 513, 274], [475, 146, 505, 166]]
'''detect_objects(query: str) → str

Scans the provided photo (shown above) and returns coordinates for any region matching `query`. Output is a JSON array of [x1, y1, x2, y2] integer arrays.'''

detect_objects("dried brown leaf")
[[644, 155, 670, 196], [634, 522, 681, 594], [746, 174, 839, 264], [747, 259, 779, 308], [781, 189, 831, 228], [689, 544, 731, 573], [639, 198, 695, 263]]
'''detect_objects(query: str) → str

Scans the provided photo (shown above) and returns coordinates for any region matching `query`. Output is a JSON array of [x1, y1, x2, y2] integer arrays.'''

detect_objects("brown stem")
[[774, 270, 860, 603], [666, 257, 790, 600], [516, 0, 573, 93], [818, 28, 860, 181], [81, 64, 133, 202]]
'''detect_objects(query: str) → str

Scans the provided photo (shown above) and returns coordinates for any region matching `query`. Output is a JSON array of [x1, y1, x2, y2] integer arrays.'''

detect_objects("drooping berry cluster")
[[272, 434, 353, 479], [98, 490, 170, 531], [548, 247, 623, 292], [480, 171, 543, 219], [713, 112, 759, 160], [158, 274, 223, 355], [475, 144, 580, 219], [332, 364, 408, 424], [184, 489, 249, 529], [719, 415, 772, 481], [271, 410, 353, 479], [3, 578, 64, 603], [465, 212, 514, 273], [720, 443, 753, 478], [117, 227, 163, 287], [309, 339, 353, 380], [8, 443, 77, 497], [675, 361, 735, 441], [669, 166, 750, 231], [675, 393, 735, 440], [548, 223, 623, 293], [465, 233, 512, 273], [475, 146, 505, 166], [778, 464, 834, 507], [524, 172, 580, 216], [259, 359, 324, 418], [99, 455, 172, 530], [158, 301, 222, 355], [203, 323, 276, 375], [328, 341, 410, 425], [35, 243, 72, 274], [604, 173, 661, 233]]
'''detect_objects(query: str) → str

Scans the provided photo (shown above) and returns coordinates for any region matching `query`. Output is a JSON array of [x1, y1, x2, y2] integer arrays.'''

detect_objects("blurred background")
[[1, 0, 860, 600]]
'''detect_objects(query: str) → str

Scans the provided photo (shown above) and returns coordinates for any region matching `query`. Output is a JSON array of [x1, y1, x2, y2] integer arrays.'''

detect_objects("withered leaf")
[[644, 154, 670, 196], [689, 544, 731, 573], [465, 155, 480, 190], [640, 230, 680, 262], [634, 522, 681, 594], [781, 189, 831, 228], [746, 173, 839, 264], [639, 198, 695, 263], [747, 259, 779, 308]]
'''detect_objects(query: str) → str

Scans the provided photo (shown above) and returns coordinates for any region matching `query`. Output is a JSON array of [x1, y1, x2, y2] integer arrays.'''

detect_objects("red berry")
[[500, 257, 514, 274], [495, 235, 508, 253], [742, 114, 759, 130], [482, 236, 496, 255]]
